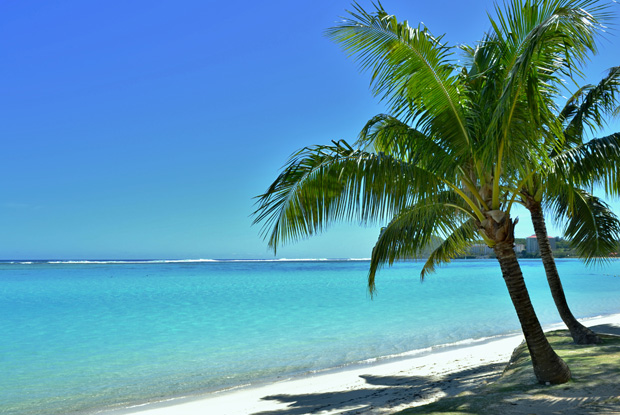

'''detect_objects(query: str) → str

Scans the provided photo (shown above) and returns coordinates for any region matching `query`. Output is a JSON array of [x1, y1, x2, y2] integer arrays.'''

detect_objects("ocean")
[[1, 258, 619, 415]]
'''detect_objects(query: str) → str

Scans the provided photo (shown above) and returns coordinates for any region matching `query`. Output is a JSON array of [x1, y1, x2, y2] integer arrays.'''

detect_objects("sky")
[[1, 1, 619, 260]]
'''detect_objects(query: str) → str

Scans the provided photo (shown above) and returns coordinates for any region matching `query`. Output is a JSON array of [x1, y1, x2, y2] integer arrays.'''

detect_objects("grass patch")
[[396, 331, 620, 414]]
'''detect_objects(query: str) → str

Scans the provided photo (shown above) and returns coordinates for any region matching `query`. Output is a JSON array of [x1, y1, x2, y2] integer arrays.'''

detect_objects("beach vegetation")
[[254, 0, 614, 384], [396, 331, 620, 414]]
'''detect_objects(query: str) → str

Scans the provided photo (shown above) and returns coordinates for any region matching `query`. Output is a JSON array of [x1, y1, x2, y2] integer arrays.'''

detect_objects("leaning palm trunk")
[[528, 203, 601, 344], [481, 212, 571, 383], [493, 240, 572, 383]]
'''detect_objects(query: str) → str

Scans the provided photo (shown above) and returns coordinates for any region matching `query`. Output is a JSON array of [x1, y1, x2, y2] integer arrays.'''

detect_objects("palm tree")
[[254, 0, 610, 384], [519, 67, 620, 344]]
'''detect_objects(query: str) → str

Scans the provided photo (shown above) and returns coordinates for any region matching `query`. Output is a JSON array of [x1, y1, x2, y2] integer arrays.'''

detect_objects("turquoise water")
[[1, 258, 620, 414]]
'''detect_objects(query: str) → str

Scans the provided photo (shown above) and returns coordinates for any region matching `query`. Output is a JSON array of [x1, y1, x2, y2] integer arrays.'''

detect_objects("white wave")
[[277, 258, 329, 261], [156, 259, 218, 263], [225, 258, 333, 263], [10, 258, 369, 265], [43, 259, 219, 265], [47, 260, 144, 264]]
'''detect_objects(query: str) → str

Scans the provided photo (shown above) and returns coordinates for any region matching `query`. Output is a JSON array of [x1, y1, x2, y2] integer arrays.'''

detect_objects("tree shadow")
[[250, 362, 505, 415], [396, 332, 620, 414], [590, 323, 620, 337]]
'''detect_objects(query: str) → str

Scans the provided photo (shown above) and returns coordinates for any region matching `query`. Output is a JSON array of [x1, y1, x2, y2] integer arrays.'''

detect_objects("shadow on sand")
[[251, 362, 505, 415], [589, 323, 620, 337]]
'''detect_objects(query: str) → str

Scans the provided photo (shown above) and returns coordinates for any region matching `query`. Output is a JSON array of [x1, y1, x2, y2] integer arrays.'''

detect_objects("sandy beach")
[[100, 314, 620, 415]]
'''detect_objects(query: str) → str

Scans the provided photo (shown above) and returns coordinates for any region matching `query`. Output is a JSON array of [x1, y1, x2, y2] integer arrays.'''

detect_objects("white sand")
[[101, 314, 620, 415]]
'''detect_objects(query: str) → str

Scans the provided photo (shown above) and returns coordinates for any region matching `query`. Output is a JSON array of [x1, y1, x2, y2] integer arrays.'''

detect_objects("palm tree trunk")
[[493, 241, 571, 384], [529, 203, 601, 344]]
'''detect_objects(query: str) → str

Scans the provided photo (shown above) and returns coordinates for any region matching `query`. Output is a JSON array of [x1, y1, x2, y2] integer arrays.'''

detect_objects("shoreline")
[[97, 313, 620, 415]]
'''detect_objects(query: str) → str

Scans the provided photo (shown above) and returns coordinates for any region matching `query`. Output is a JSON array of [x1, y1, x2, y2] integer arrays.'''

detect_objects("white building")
[[469, 243, 525, 256], [526, 235, 557, 254]]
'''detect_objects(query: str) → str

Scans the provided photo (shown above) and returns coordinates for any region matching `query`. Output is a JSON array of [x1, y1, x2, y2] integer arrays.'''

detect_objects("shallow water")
[[1, 258, 619, 414]]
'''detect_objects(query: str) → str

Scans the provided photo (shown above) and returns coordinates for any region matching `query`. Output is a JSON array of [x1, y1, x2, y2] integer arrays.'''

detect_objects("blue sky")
[[1, 1, 619, 260]]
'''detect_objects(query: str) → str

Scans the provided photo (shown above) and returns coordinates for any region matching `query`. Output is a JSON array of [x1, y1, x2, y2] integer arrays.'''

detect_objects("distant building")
[[468, 243, 523, 257], [469, 244, 494, 256], [526, 236, 537, 253], [526, 235, 557, 254]]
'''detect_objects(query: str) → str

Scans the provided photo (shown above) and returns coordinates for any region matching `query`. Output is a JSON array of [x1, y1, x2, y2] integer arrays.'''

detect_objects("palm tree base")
[[569, 324, 602, 345], [531, 350, 572, 384]]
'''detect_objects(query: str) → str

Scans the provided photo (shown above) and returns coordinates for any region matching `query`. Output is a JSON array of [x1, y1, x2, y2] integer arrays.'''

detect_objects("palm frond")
[[561, 66, 620, 145], [546, 188, 620, 263], [357, 114, 462, 180], [253, 140, 443, 252], [552, 133, 620, 195], [421, 219, 478, 279], [367, 192, 474, 294], [489, 0, 609, 83], [326, 2, 472, 154], [483, 0, 611, 173]]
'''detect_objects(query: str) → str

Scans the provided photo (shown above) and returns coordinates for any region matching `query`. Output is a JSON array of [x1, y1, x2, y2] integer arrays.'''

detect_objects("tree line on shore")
[[458, 237, 619, 258]]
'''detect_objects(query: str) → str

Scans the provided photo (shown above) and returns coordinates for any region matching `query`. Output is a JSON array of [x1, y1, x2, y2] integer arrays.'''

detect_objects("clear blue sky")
[[1, 1, 619, 260]]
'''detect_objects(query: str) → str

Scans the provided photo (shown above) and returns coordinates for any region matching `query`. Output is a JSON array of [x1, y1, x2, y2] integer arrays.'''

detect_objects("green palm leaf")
[[482, 0, 611, 179], [326, 3, 472, 155], [253, 140, 442, 252], [357, 114, 462, 181], [367, 191, 474, 294], [547, 188, 620, 262], [560, 66, 620, 145], [421, 219, 478, 279], [553, 133, 620, 195]]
